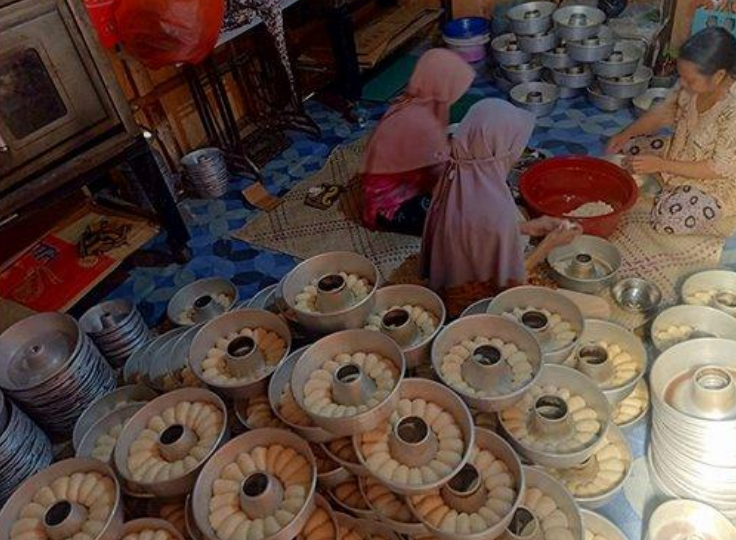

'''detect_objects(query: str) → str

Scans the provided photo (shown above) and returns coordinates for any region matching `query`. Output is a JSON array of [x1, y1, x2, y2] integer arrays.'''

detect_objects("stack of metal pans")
[[0, 392, 53, 506], [0, 313, 116, 438], [79, 299, 150, 367], [649, 338, 736, 520], [180, 148, 230, 198], [123, 327, 187, 388]]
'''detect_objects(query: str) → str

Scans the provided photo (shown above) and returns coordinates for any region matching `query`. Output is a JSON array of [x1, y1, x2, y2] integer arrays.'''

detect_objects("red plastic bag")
[[113, 0, 225, 69]]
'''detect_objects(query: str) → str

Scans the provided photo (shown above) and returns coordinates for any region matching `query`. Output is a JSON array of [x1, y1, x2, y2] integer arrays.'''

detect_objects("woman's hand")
[[542, 221, 583, 250], [521, 216, 569, 237], [625, 154, 665, 175], [606, 131, 632, 154]]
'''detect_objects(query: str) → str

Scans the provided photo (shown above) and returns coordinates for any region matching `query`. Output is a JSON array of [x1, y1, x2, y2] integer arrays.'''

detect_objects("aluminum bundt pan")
[[290, 329, 405, 436], [542, 44, 577, 70], [487, 286, 585, 364], [431, 314, 543, 412], [581, 509, 627, 540], [592, 42, 642, 79], [0, 458, 124, 540], [499, 364, 611, 469], [73, 384, 157, 451], [281, 252, 379, 335], [334, 512, 401, 540], [321, 436, 368, 476], [121, 518, 186, 540], [328, 475, 374, 519], [407, 427, 524, 540], [681, 269, 736, 317], [553, 5, 606, 41], [492, 33, 532, 66], [76, 403, 145, 462], [507, 1, 556, 35], [510, 82, 560, 117], [191, 428, 317, 540], [460, 298, 493, 318], [598, 66, 653, 99], [189, 308, 292, 399], [123, 328, 186, 386], [300, 493, 340, 540], [353, 378, 475, 495], [363, 284, 447, 369], [114, 388, 228, 498], [167, 277, 238, 326], [651, 304, 736, 353], [358, 475, 428, 536], [567, 26, 614, 63], [546, 235, 622, 294], [647, 499, 736, 540]]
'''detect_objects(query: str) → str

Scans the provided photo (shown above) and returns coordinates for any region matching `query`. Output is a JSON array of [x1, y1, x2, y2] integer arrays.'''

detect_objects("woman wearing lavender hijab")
[[421, 99, 581, 316]]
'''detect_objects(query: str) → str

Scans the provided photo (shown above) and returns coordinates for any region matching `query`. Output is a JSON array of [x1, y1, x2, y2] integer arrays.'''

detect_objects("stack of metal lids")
[[79, 299, 151, 368], [0, 390, 53, 506], [180, 148, 230, 198], [649, 338, 736, 520], [0, 313, 116, 438]]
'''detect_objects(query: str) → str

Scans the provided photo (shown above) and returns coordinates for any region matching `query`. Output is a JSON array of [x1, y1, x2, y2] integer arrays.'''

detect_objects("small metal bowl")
[[492, 33, 532, 66], [632, 86, 670, 117], [76, 403, 145, 462], [507, 0, 556, 35], [432, 314, 543, 412], [501, 62, 544, 84], [510, 82, 560, 117], [581, 509, 628, 540], [652, 304, 736, 352], [647, 499, 736, 540], [290, 329, 405, 436], [611, 278, 662, 313], [598, 66, 654, 99], [191, 428, 317, 540], [281, 251, 379, 335], [121, 518, 185, 540], [167, 277, 238, 326], [587, 84, 631, 112], [681, 269, 736, 317], [188, 308, 292, 399], [567, 27, 615, 63], [553, 5, 606, 41], [547, 235, 622, 293], [113, 388, 228, 498], [334, 512, 402, 540]]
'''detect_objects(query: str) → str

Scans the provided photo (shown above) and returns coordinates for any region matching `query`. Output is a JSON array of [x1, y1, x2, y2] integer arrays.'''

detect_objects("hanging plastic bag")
[[113, 0, 225, 69]]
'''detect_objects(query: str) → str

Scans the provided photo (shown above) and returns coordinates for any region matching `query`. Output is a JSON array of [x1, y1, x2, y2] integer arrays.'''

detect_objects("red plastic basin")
[[519, 155, 639, 238]]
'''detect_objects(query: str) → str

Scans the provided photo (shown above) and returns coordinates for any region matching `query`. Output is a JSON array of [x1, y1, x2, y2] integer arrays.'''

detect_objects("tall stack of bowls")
[[79, 299, 151, 368], [181, 148, 230, 198], [442, 17, 491, 63], [0, 313, 116, 438]]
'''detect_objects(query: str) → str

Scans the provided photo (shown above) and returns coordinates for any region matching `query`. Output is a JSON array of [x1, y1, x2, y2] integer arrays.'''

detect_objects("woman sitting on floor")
[[422, 98, 582, 316], [361, 48, 475, 236], [607, 27, 736, 236]]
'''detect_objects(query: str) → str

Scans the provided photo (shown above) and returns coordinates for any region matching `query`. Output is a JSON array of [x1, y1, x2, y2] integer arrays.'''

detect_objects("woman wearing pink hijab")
[[422, 99, 581, 316], [361, 48, 475, 236]]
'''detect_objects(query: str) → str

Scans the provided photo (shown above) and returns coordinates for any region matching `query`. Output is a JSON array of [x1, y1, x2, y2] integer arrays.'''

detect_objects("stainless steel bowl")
[[0, 458, 124, 540], [652, 304, 736, 352], [547, 235, 622, 293], [188, 308, 292, 399], [507, 1, 556, 35], [592, 41, 643, 78], [167, 277, 238, 326], [518, 30, 558, 53], [598, 66, 653, 98], [632, 86, 670, 117], [552, 64, 594, 88], [542, 44, 576, 70], [365, 284, 446, 369], [191, 428, 317, 540], [611, 277, 662, 313], [573, 320, 647, 404], [647, 500, 736, 540], [114, 388, 228, 498], [554, 5, 606, 41], [587, 84, 631, 111], [681, 269, 736, 317], [290, 329, 405, 436], [487, 286, 585, 364], [432, 314, 543, 412], [581, 509, 628, 540], [492, 33, 532, 66], [76, 403, 145, 462], [121, 518, 185, 540], [334, 512, 401, 540], [281, 252, 379, 335], [510, 82, 560, 117], [353, 378, 475, 495], [501, 62, 544, 84], [567, 27, 614, 63]]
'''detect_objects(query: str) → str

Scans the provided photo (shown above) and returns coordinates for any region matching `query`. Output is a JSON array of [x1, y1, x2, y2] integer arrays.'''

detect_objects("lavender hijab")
[[421, 99, 535, 291]]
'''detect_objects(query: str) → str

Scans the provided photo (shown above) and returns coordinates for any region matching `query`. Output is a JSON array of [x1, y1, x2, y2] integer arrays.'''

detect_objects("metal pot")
[[518, 30, 558, 53], [546, 234, 621, 293], [554, 5, 606, 41], [510, 82, 560, 117], [567, 27, 615, 63], [552, 64, 594, 88], [542, 44, 576, 70], [598, 66, 653, 98], [492, 33, 532, 66], [501, 62, 544, 84], [507, 1, 556, 35], [592, 41, 643, 78], [587, 84, 631, 111]]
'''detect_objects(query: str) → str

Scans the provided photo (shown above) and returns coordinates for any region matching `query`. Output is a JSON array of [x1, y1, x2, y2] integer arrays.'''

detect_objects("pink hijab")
[[362, 48, 475, 175], [422, 98, 535, 291]]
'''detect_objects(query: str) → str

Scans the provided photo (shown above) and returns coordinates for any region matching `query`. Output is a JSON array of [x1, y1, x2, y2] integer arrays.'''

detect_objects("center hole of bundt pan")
[[509, 507, 540, 538], [535, 395, 568, 420], [575, 253, 593, 264], [609, 51, 624, 62], [44, 501, 72, 527], [521, 310, 548, 330], [569, 12, 587, 25], [194, 294, 213, 308], [696, 367, 732, 391], [716, 291, 736, 307], [228, 336, 256, 358], [317, 274, 345, 293], [382, 308, 410, 328], [336, 363, 362, 384], [396, 416, 430, 444], [160, 424, 185, 445], [448, 464, 481, 494], [242, 472, 270, 497], [527, 91, 544, 103], [579, 345, 608, 365], [523, 8, 541, 18], [472, 345, 502, 366]]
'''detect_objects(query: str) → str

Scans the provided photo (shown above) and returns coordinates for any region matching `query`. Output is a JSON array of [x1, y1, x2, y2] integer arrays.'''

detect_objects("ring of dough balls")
[[11, 472, 116, 540], [331, 479, 369, 511], [127, 401, 223, 483], [474, 411, 497, 431], [547, 434, 629, 498], [502, 307, 578, 351], [178, 293, 233, 325], [683, 288, 723, 306], [209, 444, 312, 540], [303, 353, 398, 418], [123, 528, 177, 540], [201, 327, 286, 386], [409, 444, 516, 534], [501, 385, 601, 453], [653, 324, 695, 351], [522, 486, 576, 540], [440, 336, 535, 397], [358, 398, 465, 488], [91, 423, 125, 463], [279, 384, 313, 427], [613, 381, 648, 426], [295, 273, 372, 313], [364, 305, 438, 344], [581, 340, 642, 388], [297, 506, 335, 540], [361, 476, 416, 524], [241, 394, 285, 429]]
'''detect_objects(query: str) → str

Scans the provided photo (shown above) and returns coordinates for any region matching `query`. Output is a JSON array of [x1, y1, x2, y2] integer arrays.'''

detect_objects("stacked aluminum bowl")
[[79, 299, 150, 367], [0, 313, 116, 438], [649, 338, 736, 520], [181, 148, 230, 198]]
